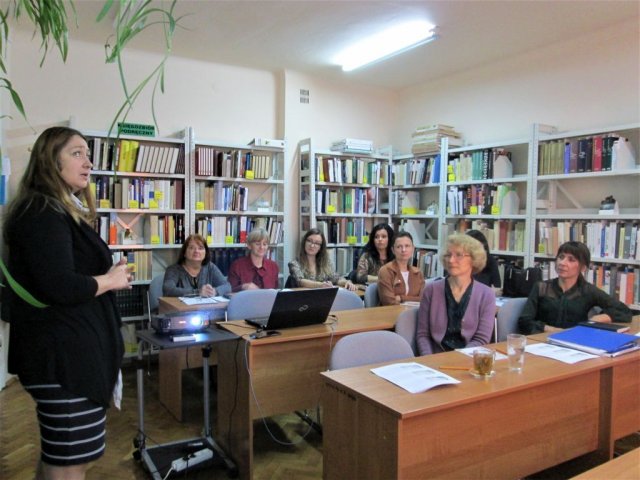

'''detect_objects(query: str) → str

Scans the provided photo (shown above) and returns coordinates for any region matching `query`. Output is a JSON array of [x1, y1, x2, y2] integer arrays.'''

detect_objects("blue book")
[[548, 326, 639, 356]]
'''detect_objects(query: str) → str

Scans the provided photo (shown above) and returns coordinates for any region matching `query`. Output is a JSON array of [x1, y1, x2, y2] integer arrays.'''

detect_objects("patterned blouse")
[[288, 258, 341, 284]]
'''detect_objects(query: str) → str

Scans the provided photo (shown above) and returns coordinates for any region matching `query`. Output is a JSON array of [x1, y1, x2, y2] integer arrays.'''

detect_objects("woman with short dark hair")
[[518, 241, 632, 334]]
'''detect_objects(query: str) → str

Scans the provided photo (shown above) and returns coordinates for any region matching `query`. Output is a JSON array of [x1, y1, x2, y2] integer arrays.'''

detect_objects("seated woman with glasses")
[[518, 241, 632, 334], [416, 234, 496, 355], [288, 228, 357, 290], [352, 223, 395, 284], [163, 233, 231, 297], [228, 227, 279, 292], [377, 231, 424, 305]]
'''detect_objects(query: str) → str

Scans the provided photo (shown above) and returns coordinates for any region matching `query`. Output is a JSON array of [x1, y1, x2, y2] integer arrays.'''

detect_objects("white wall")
[[393, 19, 640, 151], [281, 70, 397, 261]]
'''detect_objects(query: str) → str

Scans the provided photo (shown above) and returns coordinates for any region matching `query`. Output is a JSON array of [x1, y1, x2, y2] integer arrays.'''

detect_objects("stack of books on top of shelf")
[[330, 138, 373, 154], [411, 124, 463, 155]]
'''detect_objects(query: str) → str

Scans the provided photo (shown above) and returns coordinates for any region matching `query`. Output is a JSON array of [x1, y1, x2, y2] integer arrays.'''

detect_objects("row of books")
[[447, 148, 512, 182], [537, 220, 640, 260], [330, 138, 374, 154], [114, 284, 146, 317], [209, 247, 278, 276], [195, 146, 274, 179], [390, 190, 423, 216], [194, 181, 249, 212], [316, 218, 368, 245], [411, 124, 463, 155], [95, 214, 185, 246], [326, 247, 359, 276], [92, 177, 184, 210], [194, 216, 283, 245], [315, 156, 391, 185], [315, 187, 379, 215], [111, 250, 153, 281], [88, 137, 185, 174], [537, 134, 628, 175], [539, 260, 639, 306], [455, 219, 526, 253], [446, 184, 520, 216], [392, 155, 441, 186]]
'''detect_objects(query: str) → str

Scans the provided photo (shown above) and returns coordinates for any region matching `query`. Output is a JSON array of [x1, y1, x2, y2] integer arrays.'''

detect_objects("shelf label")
[[150, 235, 161, 245], [469, 206, 479, 215], [196, 201, 205, 211], [155, 190, 164, 201], [225, 235, 234, 244], [538, 243, 546, 254], [127, 263, 137, 272], [401, 207, 419, 215], [491, 205, 500, 215], [99, 199, 111, 209], [327, 205, 336, 213], [207, 235, 213, 245], [245, 170, 255, 180], [347, 235, 357, 245], [148, 199, 159, 209], [361, 235, 369, 244], [128, 200, 139, 209]]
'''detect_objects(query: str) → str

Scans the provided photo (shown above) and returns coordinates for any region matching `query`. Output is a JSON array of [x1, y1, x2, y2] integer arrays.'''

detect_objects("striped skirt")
[[24, 384, 106, 466]]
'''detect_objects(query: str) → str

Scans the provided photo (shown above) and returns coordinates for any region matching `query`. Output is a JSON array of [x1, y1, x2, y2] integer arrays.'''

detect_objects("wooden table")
[[216, 304, 408, 479], [157, 296, 228, 420], [571, 448, 640, 479], [321, 340, 640, 479]]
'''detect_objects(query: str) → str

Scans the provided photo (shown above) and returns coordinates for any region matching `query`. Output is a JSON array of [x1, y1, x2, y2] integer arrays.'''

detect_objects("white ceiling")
[[61, 1, 640, 90]]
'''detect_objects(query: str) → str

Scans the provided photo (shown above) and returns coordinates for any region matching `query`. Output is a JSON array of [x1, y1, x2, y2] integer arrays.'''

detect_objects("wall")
[[281, 70, 397, 260], [393, 19, 640, 151]]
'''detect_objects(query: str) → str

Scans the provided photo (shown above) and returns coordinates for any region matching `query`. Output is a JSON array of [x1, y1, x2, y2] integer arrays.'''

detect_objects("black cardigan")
[[6, 196, 123, 407]]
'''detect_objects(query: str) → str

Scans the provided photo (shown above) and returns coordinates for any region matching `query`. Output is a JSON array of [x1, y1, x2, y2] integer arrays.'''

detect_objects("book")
[[577, 320, 630, 333], [548, 326, 639, 356]]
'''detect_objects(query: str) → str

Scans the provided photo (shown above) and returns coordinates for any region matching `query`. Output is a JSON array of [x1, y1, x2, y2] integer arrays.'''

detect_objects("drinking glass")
[[507, 333, 527, 372]]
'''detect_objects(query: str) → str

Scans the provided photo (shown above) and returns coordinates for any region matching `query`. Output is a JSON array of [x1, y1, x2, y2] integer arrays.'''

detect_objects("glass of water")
[[507, 334, 527, 372]]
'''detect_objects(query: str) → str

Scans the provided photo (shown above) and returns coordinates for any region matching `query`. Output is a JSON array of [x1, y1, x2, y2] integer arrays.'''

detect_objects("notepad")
[[548, 326, 640, 356]]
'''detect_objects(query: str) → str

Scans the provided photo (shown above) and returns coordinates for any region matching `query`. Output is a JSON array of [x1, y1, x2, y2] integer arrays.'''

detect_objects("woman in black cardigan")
[[4, 127, 131, 479]]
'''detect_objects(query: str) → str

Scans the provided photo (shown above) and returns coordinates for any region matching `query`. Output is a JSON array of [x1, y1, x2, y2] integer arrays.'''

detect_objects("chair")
[[363, 283, 380, 308], [226, 289, 278, 321], [495, 297, 528, 342], [329, 331, 414, 370], [147, 273, 165, 314], [330, 288, 364, 311], [394, 307, 419, 355]]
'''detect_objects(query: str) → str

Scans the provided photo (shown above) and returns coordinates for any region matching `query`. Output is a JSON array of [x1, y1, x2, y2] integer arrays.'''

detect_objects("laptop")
[[245, 287, 339, 330]]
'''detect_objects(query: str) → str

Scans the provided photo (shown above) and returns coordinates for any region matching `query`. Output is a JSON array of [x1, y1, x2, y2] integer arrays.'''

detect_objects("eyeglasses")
[[305, 240, 323, 247], [443, 253, 471, 260]]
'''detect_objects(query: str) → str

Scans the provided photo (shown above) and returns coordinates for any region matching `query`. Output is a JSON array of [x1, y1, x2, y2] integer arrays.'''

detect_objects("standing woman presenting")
[[4, 127, 131, 480], [377, 231, 424, 305]]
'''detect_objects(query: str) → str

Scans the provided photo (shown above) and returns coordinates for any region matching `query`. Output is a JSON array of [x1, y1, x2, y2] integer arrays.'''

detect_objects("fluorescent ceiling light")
[[335, 21, 438, 72]]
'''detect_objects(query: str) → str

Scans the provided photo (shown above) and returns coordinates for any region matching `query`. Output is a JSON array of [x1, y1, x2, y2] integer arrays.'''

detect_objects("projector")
[[151, 311, 211, 335]]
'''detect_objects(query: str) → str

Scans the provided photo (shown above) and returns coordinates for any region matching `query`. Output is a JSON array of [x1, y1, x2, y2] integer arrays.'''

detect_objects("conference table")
[[321, 320, 640, 480], [215, 304, 408, 480]]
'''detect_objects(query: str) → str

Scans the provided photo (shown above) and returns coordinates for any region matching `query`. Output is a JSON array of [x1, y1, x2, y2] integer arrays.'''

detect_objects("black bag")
[[503, 265, 542, 298]]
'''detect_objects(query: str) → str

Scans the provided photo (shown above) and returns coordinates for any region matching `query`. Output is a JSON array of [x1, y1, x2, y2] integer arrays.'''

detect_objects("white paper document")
[[456, 346, 508, 361], [370, 362, 460, 394], [525, 343, 598, 364], [179, 296, 229, 306]]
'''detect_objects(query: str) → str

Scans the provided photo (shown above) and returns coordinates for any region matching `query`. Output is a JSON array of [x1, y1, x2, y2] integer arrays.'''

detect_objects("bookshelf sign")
[[118, 122, 155, 137]]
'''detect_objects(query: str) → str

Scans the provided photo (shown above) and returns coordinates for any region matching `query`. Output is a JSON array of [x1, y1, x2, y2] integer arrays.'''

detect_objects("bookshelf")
[[85, 128, 189, 325], [390, 151, 444, 279], [442, 136, 534, 276], [297, 138, 392, 277], [189, 128, 285, 282], [531, 122, 640, 309]]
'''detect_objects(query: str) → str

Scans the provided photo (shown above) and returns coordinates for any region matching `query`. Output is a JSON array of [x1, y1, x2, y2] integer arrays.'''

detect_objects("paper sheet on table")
[[456, 346, 508, 361], [401, 301, 420, 307], [525, 343, 598, 364], [370, 362, 460, 394], [179, 296, 229, 305]]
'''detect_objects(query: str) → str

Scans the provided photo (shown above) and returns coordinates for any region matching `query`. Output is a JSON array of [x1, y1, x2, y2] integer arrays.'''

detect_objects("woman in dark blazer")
[[4, 127, 131, 479]]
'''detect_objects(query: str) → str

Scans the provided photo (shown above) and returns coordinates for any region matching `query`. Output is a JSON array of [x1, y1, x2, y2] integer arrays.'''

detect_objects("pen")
[[495, 348, 509, 355], [438, 366, 469, 371]]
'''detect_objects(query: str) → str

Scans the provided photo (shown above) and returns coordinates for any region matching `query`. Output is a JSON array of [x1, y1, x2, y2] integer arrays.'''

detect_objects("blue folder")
[[548, 326, 639, 355]]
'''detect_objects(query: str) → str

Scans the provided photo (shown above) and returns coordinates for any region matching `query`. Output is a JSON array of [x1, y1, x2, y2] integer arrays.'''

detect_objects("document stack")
[[331, 138, 373, 154], [411, 124, 463, 155]]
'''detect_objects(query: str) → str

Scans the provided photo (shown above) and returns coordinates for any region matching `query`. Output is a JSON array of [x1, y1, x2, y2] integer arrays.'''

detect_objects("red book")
[[592, 135, 603, 171]]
